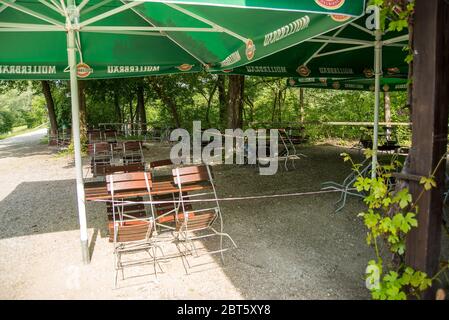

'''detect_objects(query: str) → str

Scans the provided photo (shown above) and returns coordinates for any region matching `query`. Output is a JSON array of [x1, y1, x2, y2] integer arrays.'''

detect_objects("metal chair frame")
[[321, 157, 372, 213], [173, 165, 237, 274], [277, 129, 304, 171]]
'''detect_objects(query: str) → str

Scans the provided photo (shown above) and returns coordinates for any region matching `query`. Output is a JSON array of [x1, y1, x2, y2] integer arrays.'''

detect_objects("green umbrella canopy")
[[287, 76, 408, 92], [0, 0, 366, 80], [223, 10, 409, 79]]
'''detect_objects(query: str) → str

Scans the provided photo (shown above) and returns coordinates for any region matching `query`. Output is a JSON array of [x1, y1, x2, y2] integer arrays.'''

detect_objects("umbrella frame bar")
[[372, 24, 382, 179], [0, 0, 246, 41]]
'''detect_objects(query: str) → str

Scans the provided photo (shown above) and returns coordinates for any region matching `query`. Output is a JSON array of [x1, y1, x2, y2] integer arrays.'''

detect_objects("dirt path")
[[0, 131, 378, 299]]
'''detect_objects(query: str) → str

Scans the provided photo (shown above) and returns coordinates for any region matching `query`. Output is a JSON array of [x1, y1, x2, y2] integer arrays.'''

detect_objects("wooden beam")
[[405, 0, 449, 299]]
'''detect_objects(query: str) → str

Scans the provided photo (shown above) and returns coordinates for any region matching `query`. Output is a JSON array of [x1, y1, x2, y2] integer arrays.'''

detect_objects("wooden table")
[[84, 179, 209, 201]]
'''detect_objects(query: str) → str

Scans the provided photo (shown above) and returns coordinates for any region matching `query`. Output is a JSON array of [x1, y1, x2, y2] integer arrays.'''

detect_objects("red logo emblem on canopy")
[[315, 0, 346, 10], [177, 64, 193, 72], [297, 65, 311, 77], [76, 63, 93, 78], [332, 81, 341, 89], [364, 68, 374, 78], [387, 67, 400, 75], [330, 14, 351, 22], [246, 39, 256, 61]]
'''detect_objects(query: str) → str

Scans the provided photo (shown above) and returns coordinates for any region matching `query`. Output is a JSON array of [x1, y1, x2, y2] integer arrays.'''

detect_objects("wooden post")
[[384, 92, 391, 140], [299, 88, 304, 124], [406, 0, 449, 299]]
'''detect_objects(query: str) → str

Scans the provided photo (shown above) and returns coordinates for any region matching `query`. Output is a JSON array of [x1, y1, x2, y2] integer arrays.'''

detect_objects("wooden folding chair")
[[104, 129, 118, 143], [172, 165, 237, 273], [89, 142, 112, 177], [88, 129, 103, 144], [122, 141, 144, 165], [106, 171, 162, 288]]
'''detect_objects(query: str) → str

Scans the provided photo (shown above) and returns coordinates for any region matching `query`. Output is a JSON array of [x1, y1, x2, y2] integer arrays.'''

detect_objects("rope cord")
[[92, 188, 357, 206]]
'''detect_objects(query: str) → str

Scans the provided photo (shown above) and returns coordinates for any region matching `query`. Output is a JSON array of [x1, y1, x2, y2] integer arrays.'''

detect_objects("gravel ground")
[[2, 129, 444, 299]]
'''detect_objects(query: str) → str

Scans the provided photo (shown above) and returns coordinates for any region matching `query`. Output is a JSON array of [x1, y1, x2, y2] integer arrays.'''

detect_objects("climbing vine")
[[341, 151, 448, 300], [371, 0, 415, 64]]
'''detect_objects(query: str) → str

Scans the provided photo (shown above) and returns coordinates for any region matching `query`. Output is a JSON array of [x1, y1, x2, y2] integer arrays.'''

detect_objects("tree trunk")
[[299, 88, 305, 124], [227, 75, 245, 129], [244, 96, 255, 124], [278, 89, 284, 123], [77, 80, 87, 141], [271, 90, 278, 123], [384, 92, 392, 139], [41, 80, 58, 135], [136, 83, 147, 132], [113, 91, 121, 123], [150, 81, 181, 127], [217, 75, 227, 130], [205, 82, 218, 127], [129, 97, 134, 132]]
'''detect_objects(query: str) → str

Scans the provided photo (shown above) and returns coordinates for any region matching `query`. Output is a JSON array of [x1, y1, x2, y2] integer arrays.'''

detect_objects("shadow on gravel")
[[0, 179, 109, 244], [0, 143, 57, 159]]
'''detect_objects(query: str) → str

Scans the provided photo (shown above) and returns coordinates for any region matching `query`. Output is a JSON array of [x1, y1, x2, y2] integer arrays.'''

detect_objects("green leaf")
[[393, 188, 412, 209], [405, 212, 418, 228], [364, 211, 381, 229], [420, 176, 436, 191], [384, 271, 398, 283], [363, 149, 374, 159], [340, 152, 351, 163], [391, 240, 405, 255], [382, 197, 392, 207]]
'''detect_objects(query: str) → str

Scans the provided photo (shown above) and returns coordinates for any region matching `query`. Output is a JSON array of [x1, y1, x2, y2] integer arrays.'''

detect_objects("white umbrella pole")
[[372, 9, 382, 179], [67, 11, 89, 264]]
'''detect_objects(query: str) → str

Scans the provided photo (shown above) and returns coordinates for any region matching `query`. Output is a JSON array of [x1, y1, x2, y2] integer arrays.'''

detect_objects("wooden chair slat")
[[108, 220, 152, 242], [106, 171, 148, 183], [123, 141, 142, 151], [176, 211, 216, 231], [101, 163, 145, 176], [150, 159, 173, 168], [174, 172, 209, 185], [173, 165, 208, 176], [107, 180, 149, 193], [108, 212, 146, 221], [106, 204, 145, 213], [172, 165, 211, 185]]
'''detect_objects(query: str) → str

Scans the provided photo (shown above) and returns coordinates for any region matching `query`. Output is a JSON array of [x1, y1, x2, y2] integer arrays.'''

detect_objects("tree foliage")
[[0, 73, 409, 141], [0, 84, 47, 134]]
